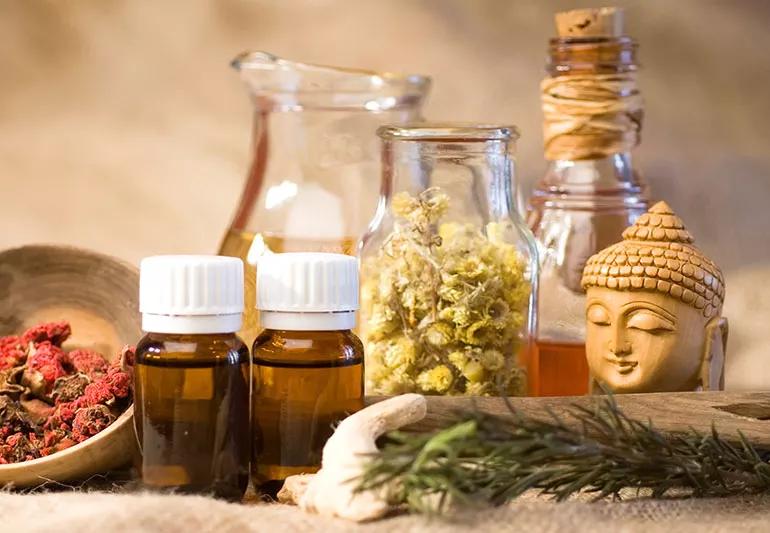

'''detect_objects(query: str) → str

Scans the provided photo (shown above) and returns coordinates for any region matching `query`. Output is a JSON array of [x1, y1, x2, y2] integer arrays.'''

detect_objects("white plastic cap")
[[257, 253, 358, 331], [140, 255, 244, 334]]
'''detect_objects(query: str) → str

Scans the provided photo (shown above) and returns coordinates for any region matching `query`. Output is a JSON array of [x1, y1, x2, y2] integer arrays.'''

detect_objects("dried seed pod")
[[0, 366, 25, 400], [0, 395, 34, 434], [52, 373, 91, 405], [19, 397, 53, 426]]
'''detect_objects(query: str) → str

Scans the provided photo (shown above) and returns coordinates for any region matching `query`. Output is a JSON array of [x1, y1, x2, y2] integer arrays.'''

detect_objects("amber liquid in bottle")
[[251, 329, 364, 496], [219, 230, 357, 347], [134, 333, 251, 502], [530, 341, 589, 397]]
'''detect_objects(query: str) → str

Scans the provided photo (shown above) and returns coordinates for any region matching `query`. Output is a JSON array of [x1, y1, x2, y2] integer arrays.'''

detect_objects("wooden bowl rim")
[[0, 243, 139, 478], [0, 406, 134, 474], [0, 243, 138, 273]]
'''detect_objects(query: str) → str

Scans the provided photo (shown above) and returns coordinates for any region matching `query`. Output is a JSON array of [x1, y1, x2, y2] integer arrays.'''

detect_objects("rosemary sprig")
[[358, 395, 770, 513]]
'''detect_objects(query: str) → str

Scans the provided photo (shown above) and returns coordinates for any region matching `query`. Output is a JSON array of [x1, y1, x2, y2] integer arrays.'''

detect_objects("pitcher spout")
[[232, 51, 430, 111]]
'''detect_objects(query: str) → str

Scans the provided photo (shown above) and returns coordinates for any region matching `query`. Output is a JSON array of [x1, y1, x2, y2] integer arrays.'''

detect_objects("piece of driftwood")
[[0, 244, 140, 488], [367, 392, 770, 448]]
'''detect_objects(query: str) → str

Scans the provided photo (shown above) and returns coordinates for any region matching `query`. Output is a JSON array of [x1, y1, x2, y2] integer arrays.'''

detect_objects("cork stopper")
[[555, 7, 625, 37]]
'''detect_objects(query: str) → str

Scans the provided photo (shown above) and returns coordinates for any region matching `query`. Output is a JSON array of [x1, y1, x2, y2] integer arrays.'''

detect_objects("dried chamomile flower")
[[383, 337, 418, 369], [480, 349, 505, 371], [416, 365, 453, 393], [362, 187, 530, 396], [461, 360, 485, 383], [424, 322, 454, 348]]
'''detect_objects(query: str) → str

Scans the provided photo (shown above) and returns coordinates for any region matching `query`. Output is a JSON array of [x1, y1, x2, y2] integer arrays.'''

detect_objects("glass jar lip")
[[378, 123, 520, 142], [232, 51, 430, 94]]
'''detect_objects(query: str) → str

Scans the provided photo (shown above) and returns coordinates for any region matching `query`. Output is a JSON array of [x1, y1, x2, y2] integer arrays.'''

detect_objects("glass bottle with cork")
[[251, 252, 364, 496], [527, 7, 650, 397], [134, 255, 250, 501]]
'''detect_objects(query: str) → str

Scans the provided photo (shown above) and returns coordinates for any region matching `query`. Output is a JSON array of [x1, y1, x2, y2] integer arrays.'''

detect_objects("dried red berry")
[[22, 342, 67, 396], [66, 349, 108, 379], [104, 369, 131, 399], [0, 322, 132, 463], [71, 405, 115, 443], [44, 401, 78, 430], [79, 380, 114, 407], [0, 335, 27, 370], [40, 428, 76, 455], [1, 431, 40, 463], [21, 321, 71, 346]]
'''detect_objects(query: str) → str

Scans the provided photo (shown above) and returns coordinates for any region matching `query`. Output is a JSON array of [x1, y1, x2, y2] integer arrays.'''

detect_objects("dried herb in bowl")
[[0, 321, 133, 463]]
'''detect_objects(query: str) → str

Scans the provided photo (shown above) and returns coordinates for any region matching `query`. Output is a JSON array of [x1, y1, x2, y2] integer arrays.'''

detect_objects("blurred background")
[[1, 0, 769, 388]]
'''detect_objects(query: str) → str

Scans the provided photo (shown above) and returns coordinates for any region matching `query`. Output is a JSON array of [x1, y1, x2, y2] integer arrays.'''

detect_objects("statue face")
[[585, 288, 709, 393]]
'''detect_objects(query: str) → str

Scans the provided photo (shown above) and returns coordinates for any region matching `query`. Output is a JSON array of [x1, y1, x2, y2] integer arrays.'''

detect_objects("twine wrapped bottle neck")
[[542, 37, 643, 161]]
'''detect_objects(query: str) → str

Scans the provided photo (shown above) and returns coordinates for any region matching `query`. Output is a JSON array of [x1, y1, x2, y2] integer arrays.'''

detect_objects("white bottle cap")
[[257, 253, 358, 331], [140, 255, 244, 334]]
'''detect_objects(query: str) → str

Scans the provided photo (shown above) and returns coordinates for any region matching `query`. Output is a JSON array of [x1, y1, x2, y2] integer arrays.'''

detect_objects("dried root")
[[278, 394, 427, 522]]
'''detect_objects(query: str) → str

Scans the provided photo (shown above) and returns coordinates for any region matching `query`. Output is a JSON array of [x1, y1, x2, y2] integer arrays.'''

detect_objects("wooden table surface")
[[371, 391, 770, 446]]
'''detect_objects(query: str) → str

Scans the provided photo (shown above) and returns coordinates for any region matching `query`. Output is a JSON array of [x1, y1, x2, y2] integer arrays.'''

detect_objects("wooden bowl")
[[0, 244, 140, 487]]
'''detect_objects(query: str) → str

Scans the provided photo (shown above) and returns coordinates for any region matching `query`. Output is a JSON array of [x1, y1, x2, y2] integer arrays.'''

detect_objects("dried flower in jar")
[[362, 188, 530, 396]]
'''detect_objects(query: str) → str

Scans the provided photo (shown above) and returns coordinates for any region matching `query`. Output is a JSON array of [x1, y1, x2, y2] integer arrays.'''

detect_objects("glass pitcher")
[[359, 124, 538, 396], [218, 52, 430, 345]]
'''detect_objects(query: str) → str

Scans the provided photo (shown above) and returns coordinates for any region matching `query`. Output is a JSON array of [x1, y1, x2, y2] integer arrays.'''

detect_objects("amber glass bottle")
[[134, 256, 250, 501], [251, 253, 364, 496], [528, 8, 649, 396]]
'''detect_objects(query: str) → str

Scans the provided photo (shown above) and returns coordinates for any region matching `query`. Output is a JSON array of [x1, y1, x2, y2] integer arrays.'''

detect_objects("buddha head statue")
[[581, 201, 727, 393]]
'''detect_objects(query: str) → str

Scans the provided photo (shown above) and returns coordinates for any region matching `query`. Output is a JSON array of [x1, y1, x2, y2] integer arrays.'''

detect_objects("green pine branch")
[[357, 395, 770, 513]]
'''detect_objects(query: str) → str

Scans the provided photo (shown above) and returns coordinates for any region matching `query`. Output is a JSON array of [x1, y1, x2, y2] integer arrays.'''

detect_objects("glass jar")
[[360, 124, 538, 396], [218, 52, 430, 346], [527, 32, 650, 397]]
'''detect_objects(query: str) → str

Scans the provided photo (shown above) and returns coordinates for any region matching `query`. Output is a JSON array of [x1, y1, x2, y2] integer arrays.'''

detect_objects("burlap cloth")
[[2, 491, 770, 532]]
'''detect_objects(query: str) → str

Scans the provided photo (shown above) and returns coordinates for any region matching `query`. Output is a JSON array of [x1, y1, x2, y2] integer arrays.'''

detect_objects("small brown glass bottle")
[[134, 255, 250, 502], [252, 253, 364, 496]]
